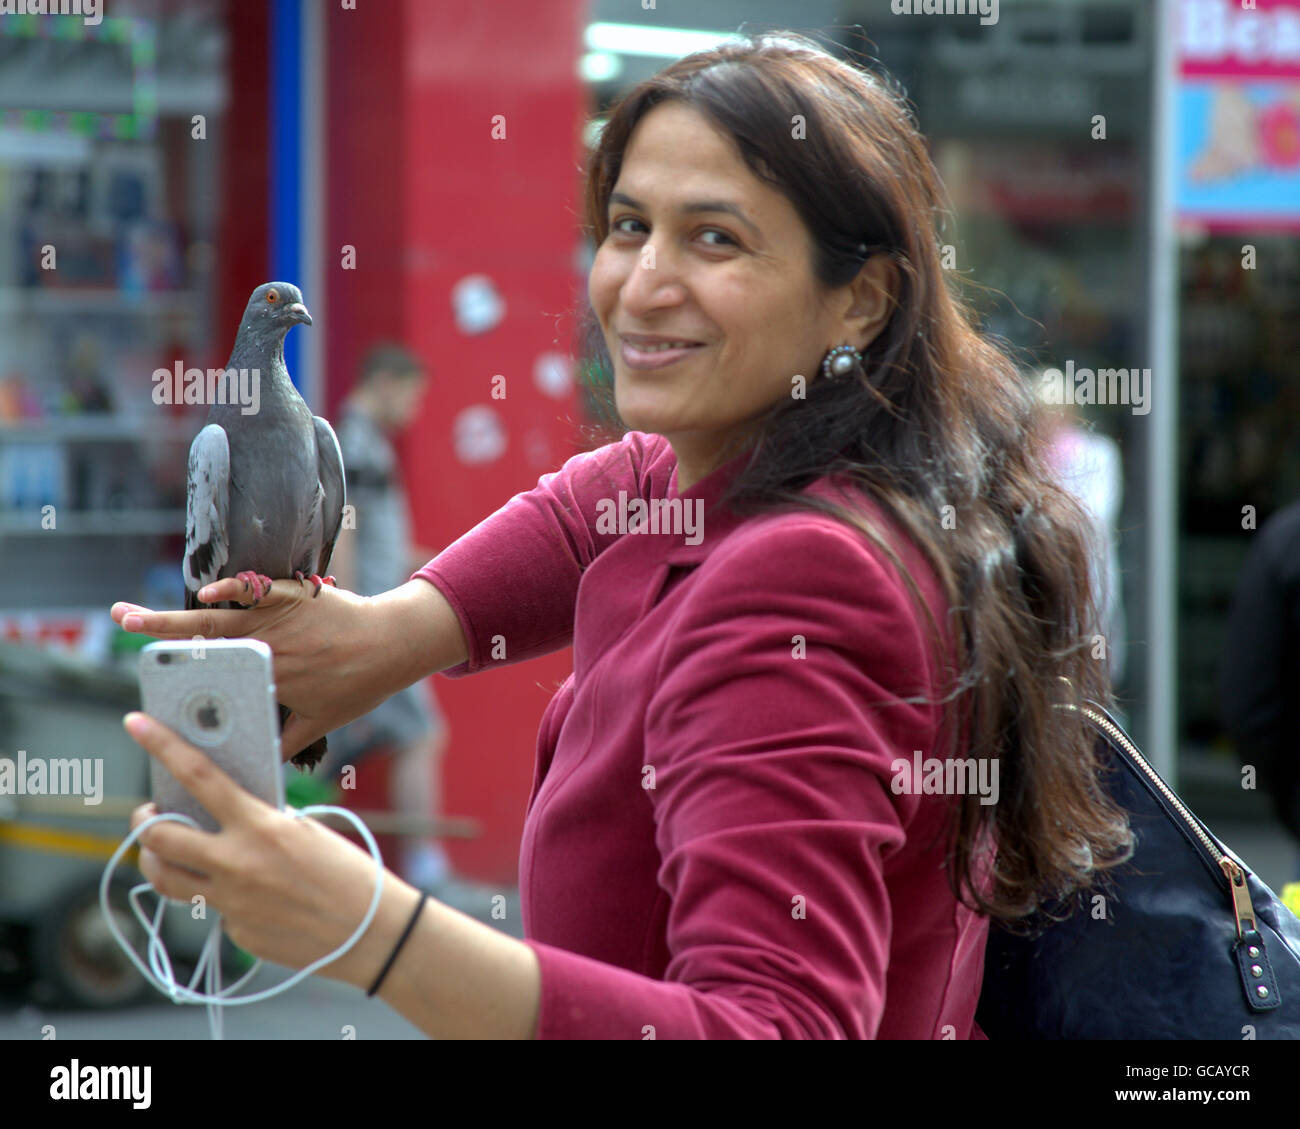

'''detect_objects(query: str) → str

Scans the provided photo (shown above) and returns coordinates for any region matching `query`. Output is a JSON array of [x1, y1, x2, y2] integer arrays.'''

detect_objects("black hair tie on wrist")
[[367, 891, 429, 998]]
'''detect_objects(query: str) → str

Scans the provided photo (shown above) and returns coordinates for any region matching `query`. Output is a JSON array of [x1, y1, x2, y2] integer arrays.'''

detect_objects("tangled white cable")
[[99, 804, 384, 1040]]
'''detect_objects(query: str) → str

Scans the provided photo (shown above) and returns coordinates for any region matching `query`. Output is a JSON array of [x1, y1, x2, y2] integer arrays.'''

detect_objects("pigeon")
[[182, 281, 345, 772]]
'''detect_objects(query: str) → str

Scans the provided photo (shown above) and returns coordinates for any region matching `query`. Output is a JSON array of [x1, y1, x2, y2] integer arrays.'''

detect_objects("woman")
[[111, 32, 1132, 1039]]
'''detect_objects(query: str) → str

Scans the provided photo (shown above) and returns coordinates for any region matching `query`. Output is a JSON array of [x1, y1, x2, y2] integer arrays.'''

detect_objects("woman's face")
[[588, 100, 891, 485]]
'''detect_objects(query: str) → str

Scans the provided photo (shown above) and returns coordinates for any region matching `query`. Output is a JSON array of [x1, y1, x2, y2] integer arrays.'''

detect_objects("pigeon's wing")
[[313, 415, 345, 577], [183, 423, 231, 611]]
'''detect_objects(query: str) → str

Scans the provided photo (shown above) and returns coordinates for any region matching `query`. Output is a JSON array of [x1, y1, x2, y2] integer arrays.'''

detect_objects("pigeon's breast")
[[218, 402, 323, 577]]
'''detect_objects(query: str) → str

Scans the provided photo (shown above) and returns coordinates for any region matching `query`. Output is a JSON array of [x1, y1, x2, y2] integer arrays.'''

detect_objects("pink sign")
[[1180, 0, 1300, 78]]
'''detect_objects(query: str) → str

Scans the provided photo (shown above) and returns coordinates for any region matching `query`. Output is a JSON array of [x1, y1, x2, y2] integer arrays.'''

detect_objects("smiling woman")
[[549, 29, 1136, 1029], [114, 29, 1134, 1042]]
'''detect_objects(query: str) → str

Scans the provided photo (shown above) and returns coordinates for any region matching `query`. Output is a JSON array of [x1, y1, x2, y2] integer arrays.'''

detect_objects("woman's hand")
[[111, 576, 469, 759], [124, 711, 420, 988], [113, 578, 381, 759]]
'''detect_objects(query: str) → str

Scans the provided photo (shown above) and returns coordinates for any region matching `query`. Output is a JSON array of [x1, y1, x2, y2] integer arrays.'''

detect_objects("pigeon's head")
[[243, 282, 312, 341]]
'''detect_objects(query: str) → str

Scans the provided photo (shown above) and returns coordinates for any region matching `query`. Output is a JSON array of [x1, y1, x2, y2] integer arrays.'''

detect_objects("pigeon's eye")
[[266, 289, 279, 304]]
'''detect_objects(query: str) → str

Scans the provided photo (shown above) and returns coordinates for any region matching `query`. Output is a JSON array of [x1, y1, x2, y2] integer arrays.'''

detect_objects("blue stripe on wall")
[[270, 0, 303, 389]]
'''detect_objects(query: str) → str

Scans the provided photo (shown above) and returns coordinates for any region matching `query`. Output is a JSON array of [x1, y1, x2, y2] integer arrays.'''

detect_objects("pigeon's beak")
[[286, 303, 312, 326]]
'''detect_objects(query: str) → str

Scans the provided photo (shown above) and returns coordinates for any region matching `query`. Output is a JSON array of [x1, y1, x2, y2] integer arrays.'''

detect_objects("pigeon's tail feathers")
[[292, 736, 329, 773], [183, 423, 231, 601], [279, 702, 328, 772], [312, 415, 346, 578]]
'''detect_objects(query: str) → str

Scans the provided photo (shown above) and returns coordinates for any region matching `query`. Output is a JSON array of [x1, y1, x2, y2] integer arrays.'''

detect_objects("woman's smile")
[[619, 338, 706, 370]]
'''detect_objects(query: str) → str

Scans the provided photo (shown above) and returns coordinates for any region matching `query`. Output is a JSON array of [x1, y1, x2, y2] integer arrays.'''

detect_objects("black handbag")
[[976, 701, 1300, 1038]]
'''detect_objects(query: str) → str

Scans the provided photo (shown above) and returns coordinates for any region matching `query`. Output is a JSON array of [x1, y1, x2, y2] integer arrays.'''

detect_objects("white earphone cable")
[[98, 804, 385, 1040]]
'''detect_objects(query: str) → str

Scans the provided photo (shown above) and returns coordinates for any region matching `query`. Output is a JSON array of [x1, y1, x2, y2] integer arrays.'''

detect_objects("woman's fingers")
[[110, 601, 149, 624], [114, 604, 238, 640], [111, 578, 308, 640]]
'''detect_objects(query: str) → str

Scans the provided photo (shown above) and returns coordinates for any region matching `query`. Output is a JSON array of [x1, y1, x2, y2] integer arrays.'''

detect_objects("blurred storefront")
[[884, 1, 1155, 749], [0, 3, 226, 634], [1175, 0, 1300, 807]]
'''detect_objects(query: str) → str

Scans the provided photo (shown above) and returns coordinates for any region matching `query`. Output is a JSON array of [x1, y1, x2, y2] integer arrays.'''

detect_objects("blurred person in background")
[[327, 344, 493, 913], [1038, 382, 1127, 693], [1220, 498, 1300, 892]]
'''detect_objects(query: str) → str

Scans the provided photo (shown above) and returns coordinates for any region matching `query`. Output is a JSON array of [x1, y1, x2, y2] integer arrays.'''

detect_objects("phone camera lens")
[[158, 654, 172, 665]]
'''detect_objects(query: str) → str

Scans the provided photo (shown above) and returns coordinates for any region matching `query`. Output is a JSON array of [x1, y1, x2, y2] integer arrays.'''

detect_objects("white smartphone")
[[138, 639, 284, 834]]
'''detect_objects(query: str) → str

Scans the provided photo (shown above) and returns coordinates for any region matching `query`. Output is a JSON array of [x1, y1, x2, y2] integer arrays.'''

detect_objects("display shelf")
[[0, 288, 199, 316], [0, 509, 185, 536], [0, 6, 226, 644], [0, 418, 198, 443]]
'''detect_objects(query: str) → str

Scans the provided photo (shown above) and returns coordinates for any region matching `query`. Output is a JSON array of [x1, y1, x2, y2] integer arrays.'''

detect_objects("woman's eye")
[[699, 229, 735, 247], [609, 218, 736, 248]]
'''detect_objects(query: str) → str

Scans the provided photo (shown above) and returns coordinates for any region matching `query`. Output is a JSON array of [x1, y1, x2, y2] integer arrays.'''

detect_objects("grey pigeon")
[[182, 281, 345, 771]]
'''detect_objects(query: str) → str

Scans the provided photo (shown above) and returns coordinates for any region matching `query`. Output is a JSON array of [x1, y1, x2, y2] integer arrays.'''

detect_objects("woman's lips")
[[620, 340, 705, 370]]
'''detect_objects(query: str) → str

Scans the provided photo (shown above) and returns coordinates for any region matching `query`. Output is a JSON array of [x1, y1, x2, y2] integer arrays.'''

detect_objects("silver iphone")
[[138, 639, 284, 834]]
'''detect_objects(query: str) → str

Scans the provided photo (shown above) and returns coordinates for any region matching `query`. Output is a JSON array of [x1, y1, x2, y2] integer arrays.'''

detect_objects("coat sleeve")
[[411, 431, 675, 676], [521, 513, 948, 1038]]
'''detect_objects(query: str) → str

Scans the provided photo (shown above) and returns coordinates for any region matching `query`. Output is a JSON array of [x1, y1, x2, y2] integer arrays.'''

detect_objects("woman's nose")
[[619, 241, 686, 312]]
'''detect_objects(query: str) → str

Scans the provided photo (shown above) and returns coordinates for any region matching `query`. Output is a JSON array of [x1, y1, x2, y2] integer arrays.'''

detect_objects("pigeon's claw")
[[294, 571, 328, 598], [235, 571, 274, 606], [323, 575, 337, 588]]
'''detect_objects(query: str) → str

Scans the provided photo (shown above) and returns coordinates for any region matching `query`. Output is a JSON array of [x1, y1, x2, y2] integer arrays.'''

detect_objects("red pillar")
[[216, 0, 270, 367], [326, 0, 588, 883], [323, 2, 407, 415]]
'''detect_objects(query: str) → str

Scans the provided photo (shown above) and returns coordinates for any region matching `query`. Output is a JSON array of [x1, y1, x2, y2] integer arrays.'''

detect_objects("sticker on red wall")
[[451, 274, 506, 335], [453, 404, 507, 465], [533, 351, 573, 399]]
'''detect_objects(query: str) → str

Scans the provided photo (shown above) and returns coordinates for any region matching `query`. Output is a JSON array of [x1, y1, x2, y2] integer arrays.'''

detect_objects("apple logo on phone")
[[182, 690, 232, 747]]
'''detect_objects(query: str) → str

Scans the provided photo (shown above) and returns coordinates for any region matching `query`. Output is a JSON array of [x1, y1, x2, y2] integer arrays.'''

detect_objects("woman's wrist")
[[366, 577, 470, 687], [325, 869, 424, 990]]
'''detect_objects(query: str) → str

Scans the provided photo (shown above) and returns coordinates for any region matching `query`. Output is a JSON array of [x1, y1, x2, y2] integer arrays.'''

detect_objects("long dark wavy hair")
[[575, 31, 1134, 925]]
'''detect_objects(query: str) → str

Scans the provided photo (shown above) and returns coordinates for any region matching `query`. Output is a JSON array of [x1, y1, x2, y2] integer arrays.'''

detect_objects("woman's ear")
[[844, 254, 900, 350]]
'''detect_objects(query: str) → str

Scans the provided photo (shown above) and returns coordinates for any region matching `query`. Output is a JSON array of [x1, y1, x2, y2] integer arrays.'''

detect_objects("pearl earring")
[[821, 344, 860, 381]]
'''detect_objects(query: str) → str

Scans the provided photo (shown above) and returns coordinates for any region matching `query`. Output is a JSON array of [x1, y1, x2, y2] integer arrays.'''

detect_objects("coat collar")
[[661, 444, 755, 567], [659, 444, 878, 569]]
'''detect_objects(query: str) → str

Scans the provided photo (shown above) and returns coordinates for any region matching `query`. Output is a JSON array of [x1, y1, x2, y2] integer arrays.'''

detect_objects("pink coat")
[[415, 430, 991, 1038]]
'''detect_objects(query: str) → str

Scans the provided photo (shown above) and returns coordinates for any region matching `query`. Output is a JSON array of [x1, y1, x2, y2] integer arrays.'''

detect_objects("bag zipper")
[[1065, 701, 1260, 943]]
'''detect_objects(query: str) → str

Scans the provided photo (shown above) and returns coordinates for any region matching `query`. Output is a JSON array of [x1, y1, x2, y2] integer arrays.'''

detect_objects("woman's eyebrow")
[[608, 190, 761, 237]]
